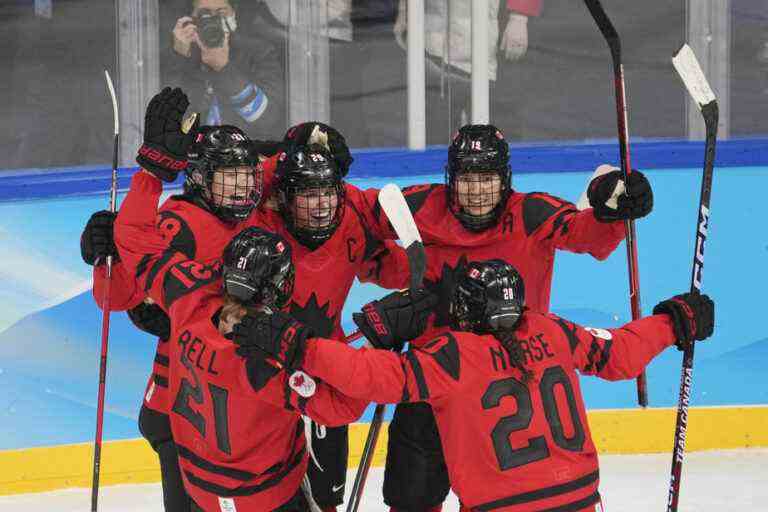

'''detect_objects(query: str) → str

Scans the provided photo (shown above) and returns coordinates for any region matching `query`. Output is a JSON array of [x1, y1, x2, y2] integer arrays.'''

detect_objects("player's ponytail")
[[494, 330, 532, 382]]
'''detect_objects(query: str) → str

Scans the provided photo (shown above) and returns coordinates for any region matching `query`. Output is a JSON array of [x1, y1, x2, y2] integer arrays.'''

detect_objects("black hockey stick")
[[346, 184, 426, 512], [583, 0, 647, 406], [666, 44, 718, 512], [91, 70, 119, 512]]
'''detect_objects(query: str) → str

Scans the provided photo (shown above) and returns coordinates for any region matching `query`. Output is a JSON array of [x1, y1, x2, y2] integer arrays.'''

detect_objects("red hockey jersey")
[[359, 184, 626, 342], [113, 172, 407, 412], [152, 267, 366, 511], [108, 172, 254, 415], [301, 312, 678, 511], [240, 182, 409, 341]]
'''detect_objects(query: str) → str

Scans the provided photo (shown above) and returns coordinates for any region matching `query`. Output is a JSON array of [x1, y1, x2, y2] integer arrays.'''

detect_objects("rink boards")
[[0, 139, 767, 494]]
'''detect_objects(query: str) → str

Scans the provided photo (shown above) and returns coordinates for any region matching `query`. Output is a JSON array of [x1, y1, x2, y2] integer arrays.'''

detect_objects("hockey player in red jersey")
[[235, 259, 715, 512], [90, 87, 264, 512], [141, 225, 368, 511], [243, 139, 408, 511], [113, 89, 407, 511], [355, 124, 655, 511]]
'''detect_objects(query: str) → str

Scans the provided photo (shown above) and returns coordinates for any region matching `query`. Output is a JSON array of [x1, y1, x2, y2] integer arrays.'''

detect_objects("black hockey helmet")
[[450, 259, 525, 334], [274, 143, 346, 250], [283, 121, 353, 176], [222, 227, 294, 308], [185, 125, 262, 222], [445, 124, 511, 232]]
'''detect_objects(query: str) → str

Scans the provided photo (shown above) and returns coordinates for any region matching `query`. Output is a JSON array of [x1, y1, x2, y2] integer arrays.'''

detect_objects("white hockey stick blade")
[[672, 44, 716, 110], [379, 183, 422, 248], [104, 70, 119, 136]]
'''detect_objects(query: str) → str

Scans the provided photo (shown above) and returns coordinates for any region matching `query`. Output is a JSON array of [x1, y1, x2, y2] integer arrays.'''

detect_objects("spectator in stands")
[[165, 0, 285, 139]]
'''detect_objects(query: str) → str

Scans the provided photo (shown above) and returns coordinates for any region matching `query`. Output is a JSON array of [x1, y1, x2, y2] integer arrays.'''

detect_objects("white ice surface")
[[0, 449, 765, 511]]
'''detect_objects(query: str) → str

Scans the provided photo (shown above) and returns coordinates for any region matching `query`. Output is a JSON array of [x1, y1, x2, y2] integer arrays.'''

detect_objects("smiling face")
[[208, 165, 257, 209], [290, 185, 340, 230], [454, 171, 503, 217]]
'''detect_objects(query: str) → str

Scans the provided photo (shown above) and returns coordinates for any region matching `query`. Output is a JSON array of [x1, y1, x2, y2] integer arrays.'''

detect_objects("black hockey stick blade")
[[583, 0, 620, 64], [665, 44, 718, 512]]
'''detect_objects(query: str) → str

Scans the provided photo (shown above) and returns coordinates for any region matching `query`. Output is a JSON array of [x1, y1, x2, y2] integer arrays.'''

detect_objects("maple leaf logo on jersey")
[[424, 254, 469, 327], [289, 293, 337, 338], [289, 370, 316, 398]]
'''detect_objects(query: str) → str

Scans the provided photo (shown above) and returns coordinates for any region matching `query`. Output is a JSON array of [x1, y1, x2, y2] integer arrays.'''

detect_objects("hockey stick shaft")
[[583, 0, 647, 406], [666, 45, 718, 512], [91, 70, 119, 512], [346, 185, 426, 512]]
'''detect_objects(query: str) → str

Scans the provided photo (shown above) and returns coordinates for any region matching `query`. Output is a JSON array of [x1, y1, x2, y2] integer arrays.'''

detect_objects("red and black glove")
[[588, 169, 653, 222], [80, 210, 119, 266], [653, 292, 715, 350], [231, 311, 312, 370], [136, 87, 199, 182], [352, 288, 437, 351]]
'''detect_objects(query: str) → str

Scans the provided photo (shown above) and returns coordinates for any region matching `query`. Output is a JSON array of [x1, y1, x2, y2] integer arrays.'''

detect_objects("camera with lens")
[[195, 9, 225, 48]]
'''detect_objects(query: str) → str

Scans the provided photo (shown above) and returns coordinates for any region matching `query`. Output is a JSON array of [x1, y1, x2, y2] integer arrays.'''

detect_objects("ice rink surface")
[[1, 449, 764, 512]]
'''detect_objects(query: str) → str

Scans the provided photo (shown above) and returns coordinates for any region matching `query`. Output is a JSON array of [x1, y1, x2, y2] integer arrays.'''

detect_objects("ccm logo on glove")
[[362, 303, 389, 336]]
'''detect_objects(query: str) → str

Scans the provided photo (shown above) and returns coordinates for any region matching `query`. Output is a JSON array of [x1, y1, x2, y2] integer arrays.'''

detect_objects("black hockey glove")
[[283, 122, 353, 176], [136, 87, 199, 182], [80, 210, 119, 266], [588, 169, 653, 222], [231, 311, 312, 370], [127, 300, 170, 341], [653, 292, 714, 350], [352, 288, 438, 351]]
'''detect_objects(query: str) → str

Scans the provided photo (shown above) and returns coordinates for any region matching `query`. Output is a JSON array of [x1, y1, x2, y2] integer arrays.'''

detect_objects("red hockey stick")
[[90, 70, 119, 512], [583, 0, 647, 406]]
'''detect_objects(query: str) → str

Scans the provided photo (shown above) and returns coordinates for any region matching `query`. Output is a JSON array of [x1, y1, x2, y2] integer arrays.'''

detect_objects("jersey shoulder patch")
[[401, 183, 441, 217], [162, 260, 221, 309], [421, 332, 460, 381], [521, 192, 569, 236]]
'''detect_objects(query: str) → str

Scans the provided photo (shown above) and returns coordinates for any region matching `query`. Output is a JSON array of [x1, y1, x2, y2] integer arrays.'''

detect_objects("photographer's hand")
[[173, 16, 197, 58], [200, 31, 230, 71]]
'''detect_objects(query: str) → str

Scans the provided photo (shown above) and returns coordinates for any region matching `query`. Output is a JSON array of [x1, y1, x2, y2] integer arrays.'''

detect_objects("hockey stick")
[[666, 44, 718, 512], [583, 0, 647, 407], [345, 183, 426, 512], [90, 70, 119, 512]]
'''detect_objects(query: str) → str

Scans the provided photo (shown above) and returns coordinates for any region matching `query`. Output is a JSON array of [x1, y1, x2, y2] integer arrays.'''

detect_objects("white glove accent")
[[577, 164, 619, 210]]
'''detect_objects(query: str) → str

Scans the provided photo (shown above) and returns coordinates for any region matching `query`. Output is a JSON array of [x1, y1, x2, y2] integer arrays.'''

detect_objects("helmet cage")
[[445, 125, 511, 232], [276, 145, 346, 249], [185, 126, 262, 222]]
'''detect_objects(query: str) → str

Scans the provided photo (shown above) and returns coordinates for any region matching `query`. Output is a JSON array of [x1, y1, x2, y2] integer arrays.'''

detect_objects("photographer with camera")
[[167, 0, 285, 139]]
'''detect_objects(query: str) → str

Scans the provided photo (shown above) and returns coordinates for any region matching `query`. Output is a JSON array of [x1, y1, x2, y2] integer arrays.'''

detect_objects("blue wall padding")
[[2, 138, 767, 201]]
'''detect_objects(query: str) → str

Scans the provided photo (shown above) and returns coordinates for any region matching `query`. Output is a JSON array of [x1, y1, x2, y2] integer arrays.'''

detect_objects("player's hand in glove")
[[232, 311, 312, 370], [127, 299, 170, 341], [588, 169, 653, 222], [352, 288, 438, 351], [80, 210, 119, 266], [653, 292, 714, 350], [283, 122, 353, 176], [136, 87, 199, 182]]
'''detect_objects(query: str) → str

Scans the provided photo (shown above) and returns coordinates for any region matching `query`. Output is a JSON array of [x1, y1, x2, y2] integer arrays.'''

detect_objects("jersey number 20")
[[482, 365, 586, 470]]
